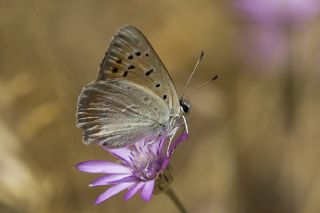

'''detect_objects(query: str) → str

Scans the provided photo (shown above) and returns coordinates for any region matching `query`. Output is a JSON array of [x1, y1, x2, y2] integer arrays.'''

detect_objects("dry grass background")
[[1, 0, 320, 213]]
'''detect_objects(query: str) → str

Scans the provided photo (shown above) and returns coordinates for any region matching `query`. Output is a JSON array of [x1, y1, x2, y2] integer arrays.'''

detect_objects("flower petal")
[[90, 174, 134, 187], [151, 136, 166, 155], [123, 182, 145, 200], [168, 132, 189, 157], [94, 182, 135, 205], [103, 146, 132, 162], [140, 180, 155, 202], [76, 161, 131, 174], [160, 158, 170, 171]]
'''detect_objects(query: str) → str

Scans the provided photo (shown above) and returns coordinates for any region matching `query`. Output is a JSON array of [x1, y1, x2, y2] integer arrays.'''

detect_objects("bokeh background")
[[1, 0, 320, 212]]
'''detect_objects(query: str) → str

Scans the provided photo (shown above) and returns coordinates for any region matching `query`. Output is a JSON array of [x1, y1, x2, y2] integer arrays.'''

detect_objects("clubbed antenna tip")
[[200, 51, 204, 60], [212, 75, 218, 81]]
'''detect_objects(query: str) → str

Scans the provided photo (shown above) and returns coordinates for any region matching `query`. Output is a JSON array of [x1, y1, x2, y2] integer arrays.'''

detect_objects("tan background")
[[1, 0, 320, 212]]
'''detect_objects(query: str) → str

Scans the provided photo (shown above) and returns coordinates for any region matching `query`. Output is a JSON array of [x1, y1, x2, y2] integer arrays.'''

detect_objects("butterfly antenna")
[[181, 51, 204, 98], [184, 75, 218, 99]]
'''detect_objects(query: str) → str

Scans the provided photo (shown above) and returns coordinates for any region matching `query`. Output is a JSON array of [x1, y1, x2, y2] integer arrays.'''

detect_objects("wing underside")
[[77, 80, 170, 148], [77, 25, 182, 148]]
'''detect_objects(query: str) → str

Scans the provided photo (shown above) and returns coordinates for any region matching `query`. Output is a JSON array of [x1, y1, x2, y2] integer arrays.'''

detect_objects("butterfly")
[[76, 25, 193, 148]]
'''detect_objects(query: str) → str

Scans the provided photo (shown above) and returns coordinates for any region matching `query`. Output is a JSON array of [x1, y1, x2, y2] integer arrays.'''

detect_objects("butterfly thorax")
[[158, 99, 191, 137], [160, 99, 190, 137]]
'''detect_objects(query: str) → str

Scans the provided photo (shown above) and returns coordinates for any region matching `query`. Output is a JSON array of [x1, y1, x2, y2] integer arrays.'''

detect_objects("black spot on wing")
[[145, 69, 154, 76], [111, 67, 118, 73], [128, 65, 135, 69]]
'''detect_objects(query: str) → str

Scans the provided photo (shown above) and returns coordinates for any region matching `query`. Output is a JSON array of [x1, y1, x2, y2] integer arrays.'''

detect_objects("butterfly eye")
[[182, 104, 189, 114], [180, 100, 191, 114]]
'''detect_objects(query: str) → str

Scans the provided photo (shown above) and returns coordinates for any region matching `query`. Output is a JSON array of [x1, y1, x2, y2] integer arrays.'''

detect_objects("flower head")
[[76, 132, 188, 205], [232, 0, 320, 68], [234, 0, 320, 27]]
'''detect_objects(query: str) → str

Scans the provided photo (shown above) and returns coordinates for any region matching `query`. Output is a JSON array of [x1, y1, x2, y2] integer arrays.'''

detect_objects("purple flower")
[[238, 25, 288, 66], [233, 0, 320, 67], [234, 0, 320, 27], [76, 132, 188, 205]]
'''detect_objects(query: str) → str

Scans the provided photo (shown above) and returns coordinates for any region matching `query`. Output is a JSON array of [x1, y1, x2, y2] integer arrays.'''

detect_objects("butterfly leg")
[[182, 115, 189, 134], [165, 126, 180, 157], [164, 116, 189, 156]]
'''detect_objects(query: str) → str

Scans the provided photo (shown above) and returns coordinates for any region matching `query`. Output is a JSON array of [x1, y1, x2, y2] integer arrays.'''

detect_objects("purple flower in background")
[[233, 0, 320, 66], [234, 0, 320, 27], [76, 132, 188, 205]]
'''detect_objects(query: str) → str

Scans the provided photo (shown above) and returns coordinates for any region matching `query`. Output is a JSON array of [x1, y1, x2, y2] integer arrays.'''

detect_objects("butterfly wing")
[[77, 25, 180, 148], [77, 80, 170, 148], [99, 25, 180, 113]]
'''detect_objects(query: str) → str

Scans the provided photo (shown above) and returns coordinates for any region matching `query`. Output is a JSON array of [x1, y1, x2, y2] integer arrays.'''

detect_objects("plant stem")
[[283, 27, 296, 213], [166, 188, 188, 213], [284, 30, 295, 132]]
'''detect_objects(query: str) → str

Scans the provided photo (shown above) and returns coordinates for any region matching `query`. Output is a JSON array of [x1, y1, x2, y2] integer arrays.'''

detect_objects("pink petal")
[[151, 136, 166, 154], [89, 174, 133, 187], [123, 182, 145, 200], [94, 182, 135, 205], [168, 132, 188, 157], [140, 180, 155, 202], [103, 146, 132, 162], [161, 158, 170, 171], [76, 161, 131, 174]]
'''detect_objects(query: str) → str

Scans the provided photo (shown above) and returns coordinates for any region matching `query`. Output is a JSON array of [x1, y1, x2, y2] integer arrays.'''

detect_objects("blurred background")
[[1, 0, 320, 212]]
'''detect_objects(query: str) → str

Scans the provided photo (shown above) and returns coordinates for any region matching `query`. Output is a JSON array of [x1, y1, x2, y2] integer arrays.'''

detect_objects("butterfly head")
[[179, 98, 192, 115]]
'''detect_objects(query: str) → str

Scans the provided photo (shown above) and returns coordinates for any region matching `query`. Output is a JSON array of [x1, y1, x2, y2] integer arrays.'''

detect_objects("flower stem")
[[166, 188, 187, 213], [284, 29, 295, 132]]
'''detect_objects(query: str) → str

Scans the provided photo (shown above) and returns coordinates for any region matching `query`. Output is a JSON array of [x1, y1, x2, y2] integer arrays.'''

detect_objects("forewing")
[[98, 25, 180, 116], [77, 80, 170, 148]]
